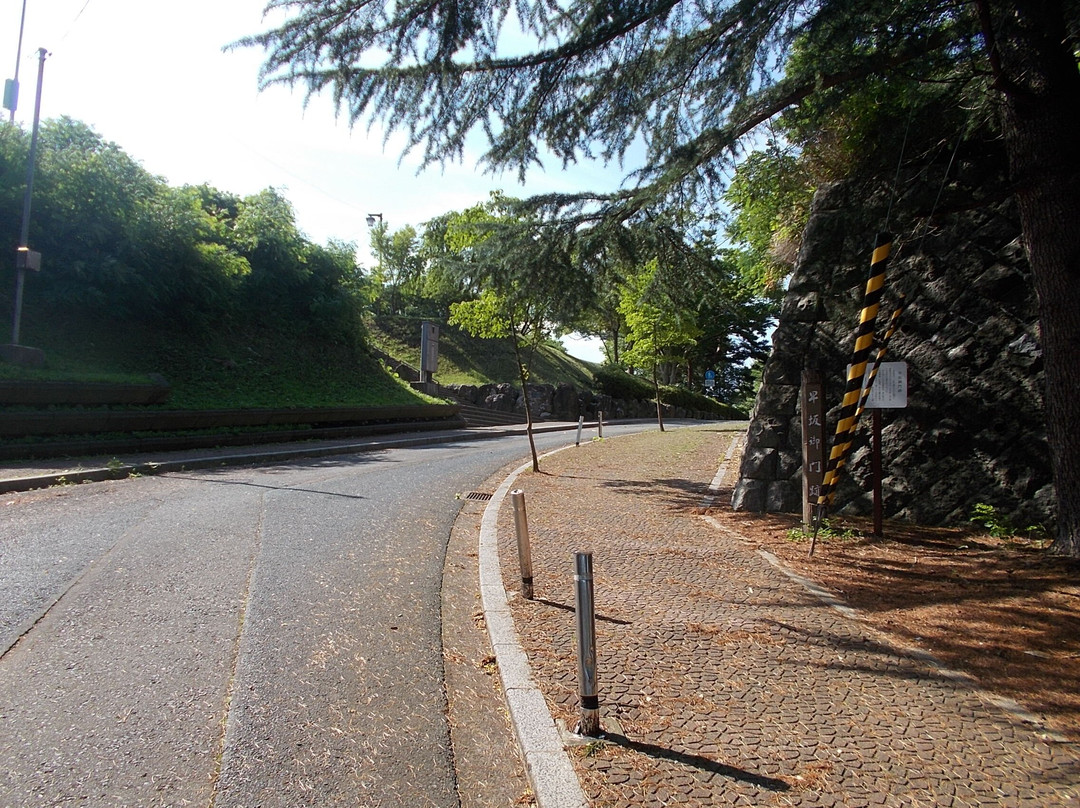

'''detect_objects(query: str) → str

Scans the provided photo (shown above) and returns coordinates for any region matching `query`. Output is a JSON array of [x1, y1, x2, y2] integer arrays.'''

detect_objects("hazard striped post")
[[811, 233, 892, 555], [828, 293, 908, 503]]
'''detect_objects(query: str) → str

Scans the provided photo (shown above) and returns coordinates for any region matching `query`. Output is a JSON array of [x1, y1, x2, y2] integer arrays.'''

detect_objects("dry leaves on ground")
[[705, 503, 1080, 743]]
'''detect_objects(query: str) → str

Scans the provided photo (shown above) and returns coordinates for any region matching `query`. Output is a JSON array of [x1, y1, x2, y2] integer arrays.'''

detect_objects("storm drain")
[[465, 491, 493, 502]]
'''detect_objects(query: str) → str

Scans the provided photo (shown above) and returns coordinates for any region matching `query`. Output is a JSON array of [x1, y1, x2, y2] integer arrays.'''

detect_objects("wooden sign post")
[[800, 370, 826, 527], [862, 362, 908, 536]]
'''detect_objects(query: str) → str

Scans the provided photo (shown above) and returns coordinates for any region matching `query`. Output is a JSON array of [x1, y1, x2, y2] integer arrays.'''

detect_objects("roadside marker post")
[[510, 490, 534, 600], [800, 370, 826, 528], [574, 551, 601, 737]]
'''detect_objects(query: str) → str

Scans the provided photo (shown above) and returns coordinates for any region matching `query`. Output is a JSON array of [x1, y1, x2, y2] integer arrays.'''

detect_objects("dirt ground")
[[703, 501, 1080, 744]]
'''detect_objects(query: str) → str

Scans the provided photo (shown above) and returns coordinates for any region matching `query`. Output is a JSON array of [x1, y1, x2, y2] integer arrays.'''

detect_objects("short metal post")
[[575, 415, 584, 446], [510, 489, 534, 599], [574, 551, 600, 736], [597, 411, 604, 439], [872, 408, 884, 537]]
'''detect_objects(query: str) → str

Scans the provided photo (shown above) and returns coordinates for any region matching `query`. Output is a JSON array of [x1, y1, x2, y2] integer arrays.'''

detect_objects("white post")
[[510, 490, 533, 599]]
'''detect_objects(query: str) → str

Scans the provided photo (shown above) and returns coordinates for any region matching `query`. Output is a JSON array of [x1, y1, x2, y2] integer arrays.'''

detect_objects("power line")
[[58, 0, 94, 43]]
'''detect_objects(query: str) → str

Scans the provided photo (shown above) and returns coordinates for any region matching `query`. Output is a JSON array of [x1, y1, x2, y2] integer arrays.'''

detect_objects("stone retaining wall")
[[732, 178, 1054, 529], [442, 381, 719, 422]]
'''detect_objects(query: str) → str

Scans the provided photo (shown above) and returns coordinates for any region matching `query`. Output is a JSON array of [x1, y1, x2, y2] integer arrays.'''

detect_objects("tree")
[[370, 223, 424, 314], [445, 195, 587, 471], [619, 259, 701, 431], [722, 143, 814, 296], [414, 213, 473, 318], [681, 248, 775, 405], [245, 1, 1080, 557]]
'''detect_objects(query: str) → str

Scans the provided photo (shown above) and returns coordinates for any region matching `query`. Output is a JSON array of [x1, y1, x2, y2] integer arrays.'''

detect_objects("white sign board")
[[420, 321, 440, 374], [861, 361, 907, 409]]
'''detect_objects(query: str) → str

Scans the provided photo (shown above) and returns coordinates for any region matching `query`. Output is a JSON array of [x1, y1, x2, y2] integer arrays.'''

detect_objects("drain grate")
[[465, 491, 493, 502]]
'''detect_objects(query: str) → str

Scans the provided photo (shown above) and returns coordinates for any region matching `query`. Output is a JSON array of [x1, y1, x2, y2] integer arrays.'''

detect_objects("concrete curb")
[[0, 422, 589, 495], [478, 445, 588, 808]]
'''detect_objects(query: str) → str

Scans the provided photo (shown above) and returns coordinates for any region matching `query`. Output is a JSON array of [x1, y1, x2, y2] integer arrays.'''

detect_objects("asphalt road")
[[0, 426, 651, 808]]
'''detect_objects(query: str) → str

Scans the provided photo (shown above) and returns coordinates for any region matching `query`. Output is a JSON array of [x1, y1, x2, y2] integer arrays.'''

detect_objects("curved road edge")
[[477, 445, 588, 808], [0, 422, 600, 495]]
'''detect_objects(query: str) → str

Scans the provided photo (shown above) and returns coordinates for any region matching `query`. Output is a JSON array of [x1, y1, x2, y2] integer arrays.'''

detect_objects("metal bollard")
[[574, 551, 601, 736], [576, 415, 584, 446], [597, 410, 604, 439], [510, 489, 534, 600]]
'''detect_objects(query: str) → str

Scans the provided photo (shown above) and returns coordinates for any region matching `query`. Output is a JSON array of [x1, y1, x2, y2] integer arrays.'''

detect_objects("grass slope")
[[366, 315, 598, 388], [5, 308, 432, 410], [3, 307, 743, 419]]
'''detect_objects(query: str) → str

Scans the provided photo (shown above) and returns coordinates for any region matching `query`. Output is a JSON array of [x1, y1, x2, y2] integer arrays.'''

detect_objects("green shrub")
[[969, 503, 1049, 546], [592, 365, 748, 419], [592, 364, 655, 400]]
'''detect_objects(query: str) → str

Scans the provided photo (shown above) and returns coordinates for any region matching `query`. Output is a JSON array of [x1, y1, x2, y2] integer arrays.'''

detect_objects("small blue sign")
[[704, 369, 716, 380]]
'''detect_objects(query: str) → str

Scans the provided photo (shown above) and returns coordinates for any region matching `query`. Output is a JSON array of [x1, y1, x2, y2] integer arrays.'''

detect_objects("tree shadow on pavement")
[[533, 598, 632, 625], [161, 474, 368, 500], [598, 477, 712, 508], [599, 733, 791, 791]]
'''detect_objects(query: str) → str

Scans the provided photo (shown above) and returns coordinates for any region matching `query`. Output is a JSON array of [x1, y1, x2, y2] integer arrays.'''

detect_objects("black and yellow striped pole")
[[810, 232, 892, 556], [853, 295, 907, 427], [825, 293, 907, 503]]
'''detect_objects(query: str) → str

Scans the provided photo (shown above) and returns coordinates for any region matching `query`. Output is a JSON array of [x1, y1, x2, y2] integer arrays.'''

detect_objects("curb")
[[0, 422, 591, 495], [478, 444, 588, 808]]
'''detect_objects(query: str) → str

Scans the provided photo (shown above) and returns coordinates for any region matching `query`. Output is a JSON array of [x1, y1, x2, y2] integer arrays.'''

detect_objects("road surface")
[[0, 426, 651, 807]]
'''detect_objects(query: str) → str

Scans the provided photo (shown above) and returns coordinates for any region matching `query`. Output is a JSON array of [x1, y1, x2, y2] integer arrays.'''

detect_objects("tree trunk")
[[986, 0, 1080, 555], [513, 334, 540, 472], [652, 352, 666, 433]]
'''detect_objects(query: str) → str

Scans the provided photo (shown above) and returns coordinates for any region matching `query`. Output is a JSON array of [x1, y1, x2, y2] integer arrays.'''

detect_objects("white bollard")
[[510, 490, 534, 600]]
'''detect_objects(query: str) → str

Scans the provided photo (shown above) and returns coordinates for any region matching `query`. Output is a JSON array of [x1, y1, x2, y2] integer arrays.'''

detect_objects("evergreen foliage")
[[245, 0, 1080, 556], [443, 193, 589, 469], [242, 0, 989, 213]]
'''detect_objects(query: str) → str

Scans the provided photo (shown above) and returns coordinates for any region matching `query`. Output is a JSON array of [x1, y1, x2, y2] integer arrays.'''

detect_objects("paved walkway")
[[4, 421, 1078, 806], [476, 425, 1079, 807]]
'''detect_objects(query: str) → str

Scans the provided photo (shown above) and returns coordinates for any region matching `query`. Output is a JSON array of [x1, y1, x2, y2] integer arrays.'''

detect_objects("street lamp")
[[9, 47, 46, 349], [365, 213, 383, 227], [4, 0, 29, 122]]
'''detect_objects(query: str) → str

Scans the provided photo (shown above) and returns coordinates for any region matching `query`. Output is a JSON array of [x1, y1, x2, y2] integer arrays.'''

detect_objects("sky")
[[1, 0, 627, 360]]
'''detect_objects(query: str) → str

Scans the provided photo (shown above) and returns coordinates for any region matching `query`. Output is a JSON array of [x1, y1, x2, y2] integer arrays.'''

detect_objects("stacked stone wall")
[[442, 381, 721, 422], [732, 179, 1054, 529]]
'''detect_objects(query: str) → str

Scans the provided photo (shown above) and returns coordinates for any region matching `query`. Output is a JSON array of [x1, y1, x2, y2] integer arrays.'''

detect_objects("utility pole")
[[4, 0, 29, 122], [10, 47, 46, 347]]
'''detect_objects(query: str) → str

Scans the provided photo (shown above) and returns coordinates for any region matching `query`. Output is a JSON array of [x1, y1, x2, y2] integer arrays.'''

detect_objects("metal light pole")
[[365, 213, 384, 272], [10, 46, 46, 346], [4, 0, 29, 122]]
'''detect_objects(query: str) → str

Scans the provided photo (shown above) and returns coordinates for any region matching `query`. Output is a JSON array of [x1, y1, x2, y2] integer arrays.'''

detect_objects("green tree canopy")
[[619, 257, 701, 430], [444, 193, 588, 469], [0, 117, 369, 337], [245, 0, 1080, 558]]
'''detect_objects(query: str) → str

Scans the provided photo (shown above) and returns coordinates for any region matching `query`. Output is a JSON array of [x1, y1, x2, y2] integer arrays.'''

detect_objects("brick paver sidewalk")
[[497, 425, 1079, 806]]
